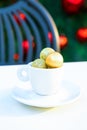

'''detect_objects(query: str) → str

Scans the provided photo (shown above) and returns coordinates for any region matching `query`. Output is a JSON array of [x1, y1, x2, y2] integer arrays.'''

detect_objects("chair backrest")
[[0, 0, 60, 65]]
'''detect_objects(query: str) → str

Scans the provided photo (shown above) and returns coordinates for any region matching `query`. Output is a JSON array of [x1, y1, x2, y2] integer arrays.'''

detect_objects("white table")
[[0, 62, 87, 130]]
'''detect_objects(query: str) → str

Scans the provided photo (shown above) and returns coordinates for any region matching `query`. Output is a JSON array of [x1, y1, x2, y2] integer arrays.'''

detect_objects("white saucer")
[[12, 81, 80, 108]]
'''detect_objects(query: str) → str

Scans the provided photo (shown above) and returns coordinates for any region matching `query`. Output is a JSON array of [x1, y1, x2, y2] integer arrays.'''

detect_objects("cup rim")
[[28, 62, 63, 70]]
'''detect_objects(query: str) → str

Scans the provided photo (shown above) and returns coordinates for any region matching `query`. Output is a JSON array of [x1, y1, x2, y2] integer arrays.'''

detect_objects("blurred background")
[[1, 0, 87, 62]]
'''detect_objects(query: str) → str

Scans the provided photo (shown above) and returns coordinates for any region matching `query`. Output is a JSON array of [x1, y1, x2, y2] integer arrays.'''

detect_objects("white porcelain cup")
[[17, 62, 64, 96]]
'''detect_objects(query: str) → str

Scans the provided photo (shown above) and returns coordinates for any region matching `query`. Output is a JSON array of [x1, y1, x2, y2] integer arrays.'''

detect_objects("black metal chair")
[[0, 0, 60, 65]]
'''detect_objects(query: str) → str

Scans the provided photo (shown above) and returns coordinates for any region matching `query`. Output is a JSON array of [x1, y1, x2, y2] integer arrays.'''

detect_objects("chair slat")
[[21, 10, 42, 59], [3, 14, 15, 64]]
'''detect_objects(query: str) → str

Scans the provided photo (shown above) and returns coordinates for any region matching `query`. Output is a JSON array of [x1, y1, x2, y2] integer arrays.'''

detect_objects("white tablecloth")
[[0, 62, 87, 130]]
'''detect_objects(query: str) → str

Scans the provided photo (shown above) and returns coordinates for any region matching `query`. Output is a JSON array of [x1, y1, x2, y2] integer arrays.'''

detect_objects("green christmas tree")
[[40, 0, 87, 62]]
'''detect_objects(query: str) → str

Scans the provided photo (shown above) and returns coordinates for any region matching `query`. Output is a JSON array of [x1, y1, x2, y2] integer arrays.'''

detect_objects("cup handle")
[[17, 67, 29, 82]]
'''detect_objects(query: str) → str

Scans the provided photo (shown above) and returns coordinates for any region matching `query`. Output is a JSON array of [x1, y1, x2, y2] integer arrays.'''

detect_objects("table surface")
[[0, 62, 87, 130]]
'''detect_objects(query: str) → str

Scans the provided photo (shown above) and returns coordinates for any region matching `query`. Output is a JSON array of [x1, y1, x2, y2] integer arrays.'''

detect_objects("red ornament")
[[59, 35, 68, 49], [14, 53, 19, 61], [22, 40, 30, 61], [13, 12, 26, 25], [62, 0, 84, 14], [48, 32, 53, 43], [76, 27, 87, 42], [32, 42, 36, 49], [22, 40, 29, 54], [19, 12, 26, 20]]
